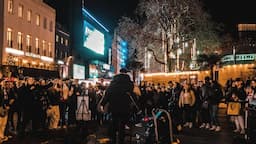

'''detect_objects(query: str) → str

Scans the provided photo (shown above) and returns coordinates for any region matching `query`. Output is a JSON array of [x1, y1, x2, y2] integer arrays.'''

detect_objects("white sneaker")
[[135, 123, 142, 127], [240, 129, 245, 134], [189, 122, 193, 128], [125, 125, 130, 130], [183, 122, 189, 127], [199, 123, 206, 129], [209, 125, 216, 131], [233, 129, 240, 133], [205, 123, 210, 129], [215, 126, 221, 132]]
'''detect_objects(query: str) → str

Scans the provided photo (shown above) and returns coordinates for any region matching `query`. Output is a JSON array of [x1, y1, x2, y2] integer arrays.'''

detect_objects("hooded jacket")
[[101, 73, 134, 114]]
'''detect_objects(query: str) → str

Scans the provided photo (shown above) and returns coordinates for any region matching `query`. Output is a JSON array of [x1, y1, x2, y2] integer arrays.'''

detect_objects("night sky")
[[85, 0, 256, 35]]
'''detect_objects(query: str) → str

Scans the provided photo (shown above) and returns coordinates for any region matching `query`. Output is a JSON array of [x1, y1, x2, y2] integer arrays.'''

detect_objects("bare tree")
[[116, 0, 221, 72]]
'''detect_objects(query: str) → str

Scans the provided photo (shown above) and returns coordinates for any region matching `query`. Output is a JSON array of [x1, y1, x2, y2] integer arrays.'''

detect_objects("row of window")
[[7, 28, 53, 57], [7, 0, 54, 32], [56, 35, 69, 46]]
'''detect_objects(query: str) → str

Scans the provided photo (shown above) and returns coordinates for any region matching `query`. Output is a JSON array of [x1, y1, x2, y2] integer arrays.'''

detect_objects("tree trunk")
[[210, 65, 214, 81]]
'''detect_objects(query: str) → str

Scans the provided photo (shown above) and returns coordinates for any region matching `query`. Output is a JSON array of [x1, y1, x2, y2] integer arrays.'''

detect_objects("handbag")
[[227, 102, 241, 116], [0, 106, 8, 117]]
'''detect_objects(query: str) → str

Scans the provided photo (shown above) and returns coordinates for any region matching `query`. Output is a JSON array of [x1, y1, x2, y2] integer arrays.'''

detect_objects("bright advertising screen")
[[73, 64, 85, 79], [83, 21, 105, 55]]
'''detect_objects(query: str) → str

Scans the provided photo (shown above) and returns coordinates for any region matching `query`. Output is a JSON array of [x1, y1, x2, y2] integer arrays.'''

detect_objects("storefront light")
[[6, 47, 24, 56], [22, 60, 28, 64], [57, 60, 64, 65], [32, 61, 37, 65], [41, 56, 53, 62]]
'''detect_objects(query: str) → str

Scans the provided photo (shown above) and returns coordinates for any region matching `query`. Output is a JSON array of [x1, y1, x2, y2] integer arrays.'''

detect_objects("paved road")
[[4, 108, 248, 144]]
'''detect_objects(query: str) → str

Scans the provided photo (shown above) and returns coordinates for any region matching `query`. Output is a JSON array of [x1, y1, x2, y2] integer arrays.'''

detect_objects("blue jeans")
[[209, 104, 220, 126]]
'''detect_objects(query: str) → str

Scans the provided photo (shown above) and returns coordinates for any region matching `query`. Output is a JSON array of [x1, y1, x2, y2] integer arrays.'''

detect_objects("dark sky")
[[85, 0, 256, 34]]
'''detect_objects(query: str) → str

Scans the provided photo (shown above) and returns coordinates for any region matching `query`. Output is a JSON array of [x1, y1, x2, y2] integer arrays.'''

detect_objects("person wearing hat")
[[100, 68, 134, 144]]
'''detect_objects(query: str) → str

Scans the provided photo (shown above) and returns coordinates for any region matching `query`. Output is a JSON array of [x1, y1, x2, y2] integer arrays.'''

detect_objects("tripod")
[[76, 93, 91, 121]]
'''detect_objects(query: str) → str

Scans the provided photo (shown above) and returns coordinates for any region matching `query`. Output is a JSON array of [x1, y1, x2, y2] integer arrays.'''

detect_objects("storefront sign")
[[221, 54, 256, 62]]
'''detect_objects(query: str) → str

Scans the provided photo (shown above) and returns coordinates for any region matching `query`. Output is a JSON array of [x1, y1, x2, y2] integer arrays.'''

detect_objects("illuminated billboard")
[[83, 21, 105, 55], [73, 64, 85, 79]]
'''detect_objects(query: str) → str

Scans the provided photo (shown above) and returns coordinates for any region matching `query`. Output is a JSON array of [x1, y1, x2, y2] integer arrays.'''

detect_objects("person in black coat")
[[100, 68, 134, 144], [33, 79, 53, 130], [20, 77, 37, 133]]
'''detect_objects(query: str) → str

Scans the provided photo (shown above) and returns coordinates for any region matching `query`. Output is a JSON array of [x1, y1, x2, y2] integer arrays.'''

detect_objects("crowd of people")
[[0, 68, 256, 143], [0, 71, 108, 142]]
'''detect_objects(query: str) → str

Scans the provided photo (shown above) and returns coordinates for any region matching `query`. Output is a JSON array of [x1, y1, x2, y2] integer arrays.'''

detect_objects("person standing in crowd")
[[144, 86, 154, 116], [167, 81, 183, 132], [6, 81, 19, 135], [47, 79, 61, 129], [208, 81, 223, 132], [88, 83, 97, 120], [59, 79, 70, 128], [34, 79, 53, 130], [100, 68, 134, 144], [68, 79, 81, 127], [231, 91, 245, 134], [20, 77, 37, 133], [199, 77, 212, 129], [179, 82, 195, 128], [231, 78, 246, 134], [0, 74, 15, 142], [191, 81, 201, 128]]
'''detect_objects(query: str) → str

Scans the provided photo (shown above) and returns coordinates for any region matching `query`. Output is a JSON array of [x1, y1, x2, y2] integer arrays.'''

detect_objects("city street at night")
[[1, 0, 256, 143]]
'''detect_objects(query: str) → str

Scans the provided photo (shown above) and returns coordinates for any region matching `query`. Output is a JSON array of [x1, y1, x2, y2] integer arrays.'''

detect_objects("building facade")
[[55, 23, 71, 78], [0, 0, 56, 77], [44, 0, 112, 79], [112, 32, 128, 74], [237, 24, 256, 53]]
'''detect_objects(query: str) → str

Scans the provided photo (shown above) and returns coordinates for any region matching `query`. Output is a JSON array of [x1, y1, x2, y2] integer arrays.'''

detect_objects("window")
[[26, 35, 32, 52], [48, 43, 52, 57], [35, 38, 40, 54], [7, 28, 13, 47], [43, 17, 47, 29], [27, 10, 32, 22], [65, 39, 68, 46], [49, 21, 53, 32], [17, 32, 23, 50], [18, 5, 23, 18], [56, 35, 59, 42], [7, 0, 13, 14], [61, 37, 64, 44], [36, 14, 40, 26], [42, 40, 46, 55]]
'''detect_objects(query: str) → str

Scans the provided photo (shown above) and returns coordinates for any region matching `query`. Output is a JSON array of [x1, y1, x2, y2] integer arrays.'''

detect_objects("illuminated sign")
[[221, 54, 256, 62], [6, 48, 54, 62], [6, 47, 24, 55], [25, 52, 40, 58], [83, 21, 105, 55], [73, 64, 85, 79]]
